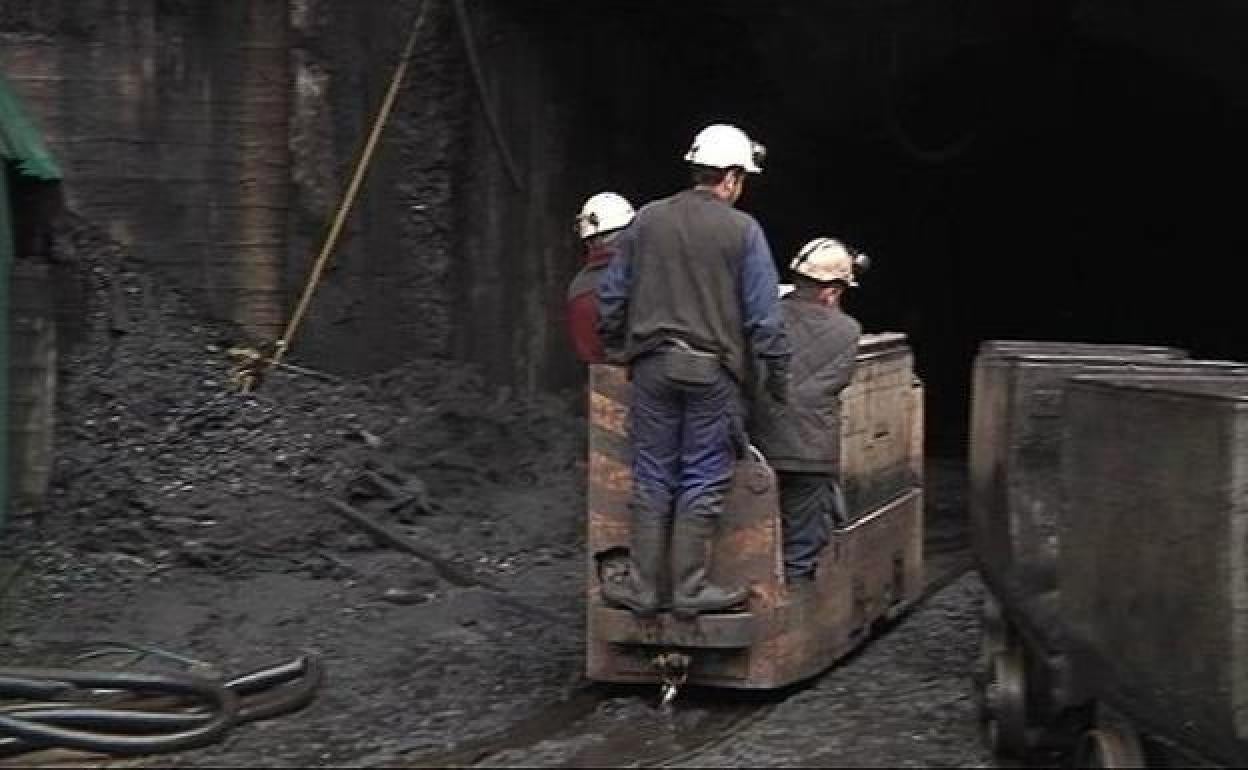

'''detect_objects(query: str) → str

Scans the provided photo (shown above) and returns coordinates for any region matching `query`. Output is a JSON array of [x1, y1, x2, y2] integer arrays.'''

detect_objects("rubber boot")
[[671, 515, 748, 619], [785, 572, 817, 603], [601, 518, 665, 617]]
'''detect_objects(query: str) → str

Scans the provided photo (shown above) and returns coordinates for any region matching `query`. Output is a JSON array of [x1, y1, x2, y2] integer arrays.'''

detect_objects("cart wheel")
[[968, 594, 1008, 708], [975, 595, 1013, 721], [983, 645, 1028, 758], [982, 595, 1008, 652], [981, 596, 1013, 666], [1073, 724, 1146, 768]]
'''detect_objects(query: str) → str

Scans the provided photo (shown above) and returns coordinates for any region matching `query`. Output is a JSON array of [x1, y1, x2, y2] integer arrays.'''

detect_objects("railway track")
[[390, 535, 973, 769]]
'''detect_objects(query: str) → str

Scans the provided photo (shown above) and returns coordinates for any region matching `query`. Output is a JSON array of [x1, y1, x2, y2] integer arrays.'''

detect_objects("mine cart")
[[971, 343, 1187, 595], [969, 339, 1248, 762], [1055, 374, 1248, 768], [585, 333, 924, 695]]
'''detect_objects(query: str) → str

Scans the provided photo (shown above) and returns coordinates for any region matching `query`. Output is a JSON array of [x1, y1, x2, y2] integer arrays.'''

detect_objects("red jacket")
[[566, 243, 613, 364]]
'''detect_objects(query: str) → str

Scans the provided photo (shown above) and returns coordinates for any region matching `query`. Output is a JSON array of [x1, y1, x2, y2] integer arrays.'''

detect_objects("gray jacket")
[[750, 291, 861, 473], [596, 189, 790, 384]]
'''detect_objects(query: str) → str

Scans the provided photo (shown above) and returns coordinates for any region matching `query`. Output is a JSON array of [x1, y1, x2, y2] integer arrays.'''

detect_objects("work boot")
[[601, 518, 666, 617], [671, 515, 748, 620], [785, 572, 818, 603]]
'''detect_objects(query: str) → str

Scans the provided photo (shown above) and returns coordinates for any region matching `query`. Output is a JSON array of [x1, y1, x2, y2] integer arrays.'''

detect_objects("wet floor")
[[395, 569, 992, 769], [668, 574, 992, 768]]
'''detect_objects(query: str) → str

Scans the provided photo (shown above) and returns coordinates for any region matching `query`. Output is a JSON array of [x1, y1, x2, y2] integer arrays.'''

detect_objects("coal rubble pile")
[[0, 217, 590, 765], [18, 215, 585, 585]]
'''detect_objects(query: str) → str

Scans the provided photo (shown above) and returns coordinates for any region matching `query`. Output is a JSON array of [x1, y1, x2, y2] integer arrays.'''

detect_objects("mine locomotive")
[[970, 339, 1248, 767], [585, 332, 924, 696]]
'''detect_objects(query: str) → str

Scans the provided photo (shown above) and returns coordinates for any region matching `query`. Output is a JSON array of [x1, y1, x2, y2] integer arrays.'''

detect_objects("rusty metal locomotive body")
[[969, 339, 1248, 767], [585, 333, 924, 690]]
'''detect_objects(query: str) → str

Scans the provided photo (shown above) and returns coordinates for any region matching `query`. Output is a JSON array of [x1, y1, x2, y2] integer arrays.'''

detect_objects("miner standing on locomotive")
[[566, 192, 636, 364], [751, 237, 865, 591], [597, 123, 791, 619]]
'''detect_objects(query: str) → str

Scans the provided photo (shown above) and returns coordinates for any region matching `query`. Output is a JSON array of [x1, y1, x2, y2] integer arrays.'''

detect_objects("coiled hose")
[[0, 655, 323, 758]]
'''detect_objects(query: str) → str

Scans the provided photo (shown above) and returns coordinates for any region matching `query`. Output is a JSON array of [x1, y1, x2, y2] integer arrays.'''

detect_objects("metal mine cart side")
[[969, 338, 1248, 762], [1058, 375, 1248, 768], [585, 333, 924, 694]]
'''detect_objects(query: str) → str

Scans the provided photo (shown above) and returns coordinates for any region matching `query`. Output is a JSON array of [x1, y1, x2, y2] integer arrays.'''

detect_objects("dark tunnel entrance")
[[470, 0, 1248, 457]]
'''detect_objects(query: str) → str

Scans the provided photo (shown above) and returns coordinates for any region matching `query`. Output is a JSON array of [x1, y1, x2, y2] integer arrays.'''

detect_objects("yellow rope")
[[271, 3, 428, 368]]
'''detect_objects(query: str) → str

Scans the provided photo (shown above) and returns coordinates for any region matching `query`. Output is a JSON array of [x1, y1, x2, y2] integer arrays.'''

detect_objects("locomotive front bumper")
[[591, 604, 759, 649]]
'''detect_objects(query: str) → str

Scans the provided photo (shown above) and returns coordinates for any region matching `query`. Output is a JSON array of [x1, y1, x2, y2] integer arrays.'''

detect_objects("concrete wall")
[[0, 0, 576, 388], [448, 2, 589, 393], [285, 0, 464, 374], [0, 0, 291, 342]]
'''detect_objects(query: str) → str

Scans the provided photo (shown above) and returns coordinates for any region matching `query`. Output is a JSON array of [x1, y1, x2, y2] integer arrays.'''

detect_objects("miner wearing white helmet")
[[750, 236, 866, 592], [566, 192, 635, 364], [596, 123, 790, 619]]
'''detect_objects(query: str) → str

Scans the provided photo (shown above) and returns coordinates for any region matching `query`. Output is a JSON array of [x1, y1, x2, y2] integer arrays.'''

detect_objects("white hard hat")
[[684, 124, 765, 173], [575, 192, 635, 239], [791, 237, 859, 287]]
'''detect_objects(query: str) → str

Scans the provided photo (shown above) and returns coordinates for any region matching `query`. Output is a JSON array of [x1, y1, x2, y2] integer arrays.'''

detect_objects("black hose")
[[73, 641, 210, 670], [0, 656, 323, 758], [0, 667, 236, 757], [0, 659, 323, 734], [1, 707, 210, 733], [233, 657, 324, 724], [225, 656, 310, 696], [0, 667, 221, 695], [0, 675, 74, 700]]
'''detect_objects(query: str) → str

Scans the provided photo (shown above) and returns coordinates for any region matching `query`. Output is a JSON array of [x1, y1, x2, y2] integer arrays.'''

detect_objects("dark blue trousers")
[[776, 471, 845, 578], [630, 353, 740, 523]]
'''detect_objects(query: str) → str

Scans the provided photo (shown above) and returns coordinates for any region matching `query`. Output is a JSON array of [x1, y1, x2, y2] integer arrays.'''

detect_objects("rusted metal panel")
[[592, 606, 760, 648], [590, 488, 923, 690], [840, 333, 921, 516], [585, 365, 784, 685], [585, 363, 784, 685], [586, 334, 924, 689], [1059, 374, 1248, 764], [754, 488, 924, 689], [605, 644, 752, 685]]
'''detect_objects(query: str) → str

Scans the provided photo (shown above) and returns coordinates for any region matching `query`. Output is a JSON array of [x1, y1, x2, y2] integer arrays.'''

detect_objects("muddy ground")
[[0, 218, 990, 767], [473, 574, 991, 769], [1, 216, 587, 766]]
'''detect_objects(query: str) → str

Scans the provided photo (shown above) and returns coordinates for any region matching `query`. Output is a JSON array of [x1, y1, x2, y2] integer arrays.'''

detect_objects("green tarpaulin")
[[0, 72, 61, 182]]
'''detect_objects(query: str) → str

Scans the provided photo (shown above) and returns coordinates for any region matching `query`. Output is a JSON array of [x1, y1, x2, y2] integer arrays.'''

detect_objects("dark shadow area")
[[501, 0, 1246, 456]]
